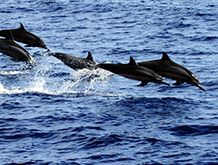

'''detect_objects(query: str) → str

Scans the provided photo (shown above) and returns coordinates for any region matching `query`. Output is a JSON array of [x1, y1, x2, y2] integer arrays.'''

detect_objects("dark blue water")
[[0, 0, 218, 164]]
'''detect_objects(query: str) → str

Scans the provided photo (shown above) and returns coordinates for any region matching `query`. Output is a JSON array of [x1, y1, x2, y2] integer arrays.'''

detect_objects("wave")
[[169, 125, 218, 136], [115, 97, 193, 109]]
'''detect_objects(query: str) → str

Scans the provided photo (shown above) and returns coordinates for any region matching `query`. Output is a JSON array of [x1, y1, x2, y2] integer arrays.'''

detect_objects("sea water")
[[0, 0, 218, 164]]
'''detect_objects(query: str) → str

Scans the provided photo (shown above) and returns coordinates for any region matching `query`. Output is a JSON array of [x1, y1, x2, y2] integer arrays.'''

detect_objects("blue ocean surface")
[[0, 0, 218, 164]]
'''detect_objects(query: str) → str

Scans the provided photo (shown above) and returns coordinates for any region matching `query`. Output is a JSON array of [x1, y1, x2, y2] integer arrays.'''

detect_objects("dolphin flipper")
[[11, 58, 19, 62], [173, 81, 184, 85], [160, 81, 170, 86], [138, 81, 148, 86], [25, 44, 33, 47]]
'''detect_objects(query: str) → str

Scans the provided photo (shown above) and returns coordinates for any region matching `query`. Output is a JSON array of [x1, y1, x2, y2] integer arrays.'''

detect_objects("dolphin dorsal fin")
[[161, 52, 171, 61], [128, 56, 137, 65], [86, 51, 94, 61], [6, 31, 15, 41], [19, 23, 26, 31]]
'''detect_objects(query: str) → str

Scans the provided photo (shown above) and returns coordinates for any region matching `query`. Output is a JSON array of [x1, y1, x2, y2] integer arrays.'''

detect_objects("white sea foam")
[[0, 83, 24, 95], [0, 83, 5, 93], [0, 70, 29, 76], [0, 68, 121, 97]]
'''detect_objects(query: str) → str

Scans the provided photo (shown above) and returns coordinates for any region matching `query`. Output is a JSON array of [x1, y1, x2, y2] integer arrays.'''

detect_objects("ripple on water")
[[169, 125, 218, 136]]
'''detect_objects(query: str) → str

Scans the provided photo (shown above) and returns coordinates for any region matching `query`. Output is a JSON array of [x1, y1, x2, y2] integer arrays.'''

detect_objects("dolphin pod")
[[97, 53, 206, 91], [0, 31, 34, 65], [0, 23, 206, 92], [138, 52, 206, 92], [0, 23, 49, 65], [0, 23, 49, 50], [97, 56, 170, 86]]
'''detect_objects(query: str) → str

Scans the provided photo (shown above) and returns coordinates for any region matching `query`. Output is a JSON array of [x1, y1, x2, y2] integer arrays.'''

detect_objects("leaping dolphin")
[[97, 56, 170, 86], [138, 52, 206, 92], [0, 23, 49, 50], [0, 31, 34, 65], [51, 51, 97, 70]]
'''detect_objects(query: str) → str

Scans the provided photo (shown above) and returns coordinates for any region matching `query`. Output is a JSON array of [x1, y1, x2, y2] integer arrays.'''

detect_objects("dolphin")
[[138, 52, 206, 91], [51, 51, 97, 70], [0, 23, 49, 50], [0, 31, 34, 65], [97, 56, 170, 86]]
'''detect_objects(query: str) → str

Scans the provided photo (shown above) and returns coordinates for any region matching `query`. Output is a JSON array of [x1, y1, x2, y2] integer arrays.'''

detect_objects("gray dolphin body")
[[138, 52, 206, 91], [0, 23, 48, 50], [97, 56, 170, 86], [0, 32, 34, 65], [51, 51, 97, 70]]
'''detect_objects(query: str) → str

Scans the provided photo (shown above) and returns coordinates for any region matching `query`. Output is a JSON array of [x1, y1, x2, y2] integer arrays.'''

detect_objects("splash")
[[0, 67, 118, 96], [29, 69, 48, 93], [0, 83, 5, 93], [69, 68, 113, 94], [0, 82, 24, 95], [0, 70, 29, 76]]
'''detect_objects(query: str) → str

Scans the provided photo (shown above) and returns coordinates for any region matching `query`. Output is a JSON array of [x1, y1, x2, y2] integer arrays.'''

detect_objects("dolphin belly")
[[157, 72, 189, 82], [119, 73, 170, 86], [120, 74, 152, 82]]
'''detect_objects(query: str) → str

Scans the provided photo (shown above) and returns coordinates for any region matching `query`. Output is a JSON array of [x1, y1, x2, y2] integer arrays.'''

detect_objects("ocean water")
[[0, 0, 218, 164]]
